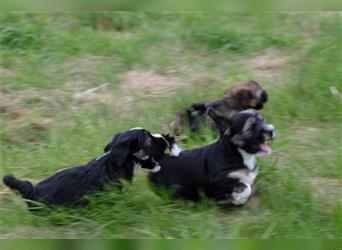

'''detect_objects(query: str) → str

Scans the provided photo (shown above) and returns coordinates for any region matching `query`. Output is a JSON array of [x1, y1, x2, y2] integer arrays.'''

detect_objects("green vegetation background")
[[0, 13, 341, 238]]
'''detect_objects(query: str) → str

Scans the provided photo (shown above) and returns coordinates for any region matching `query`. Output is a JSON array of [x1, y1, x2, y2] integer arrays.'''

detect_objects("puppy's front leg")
[[227, 170, 253, 205], [231, 182, 252, 205]]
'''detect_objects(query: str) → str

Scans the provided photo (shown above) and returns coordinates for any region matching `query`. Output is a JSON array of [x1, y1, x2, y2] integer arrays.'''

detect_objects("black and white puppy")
[[3, 128, 180, 208], [149, 109, 276, 205]]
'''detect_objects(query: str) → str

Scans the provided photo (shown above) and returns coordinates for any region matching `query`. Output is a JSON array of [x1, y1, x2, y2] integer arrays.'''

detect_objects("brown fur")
[[171, 80, 267, 135]]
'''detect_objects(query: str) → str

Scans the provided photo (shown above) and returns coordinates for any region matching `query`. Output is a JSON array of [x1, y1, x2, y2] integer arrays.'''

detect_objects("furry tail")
[[3, 174, 35, 200]]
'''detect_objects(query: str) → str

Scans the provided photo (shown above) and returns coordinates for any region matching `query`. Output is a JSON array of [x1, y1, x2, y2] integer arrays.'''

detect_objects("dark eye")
[[250, 123, 256, 131]]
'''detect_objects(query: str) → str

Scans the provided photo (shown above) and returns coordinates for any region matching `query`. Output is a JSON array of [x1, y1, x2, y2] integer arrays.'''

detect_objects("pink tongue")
[[259, 143, 272, 154]]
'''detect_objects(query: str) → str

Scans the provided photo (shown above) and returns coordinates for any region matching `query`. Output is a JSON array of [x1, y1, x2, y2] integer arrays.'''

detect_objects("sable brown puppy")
[[171, 80, 268, 135]]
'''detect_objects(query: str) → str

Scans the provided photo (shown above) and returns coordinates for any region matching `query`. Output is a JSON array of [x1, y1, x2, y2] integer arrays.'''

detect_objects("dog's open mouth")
[[258, 143, 272, 154]]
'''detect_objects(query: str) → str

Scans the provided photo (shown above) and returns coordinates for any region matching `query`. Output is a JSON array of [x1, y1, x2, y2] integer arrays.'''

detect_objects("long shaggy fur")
[[3, 128, 179, 208]]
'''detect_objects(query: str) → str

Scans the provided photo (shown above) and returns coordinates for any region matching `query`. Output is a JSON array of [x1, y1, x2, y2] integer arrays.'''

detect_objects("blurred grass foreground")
[[0, 13, 341, 239]]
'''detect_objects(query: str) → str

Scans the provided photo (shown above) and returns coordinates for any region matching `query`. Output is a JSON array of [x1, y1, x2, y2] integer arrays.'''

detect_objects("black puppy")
[[149, 109, 276, 205], [3, 128, 180, 208]]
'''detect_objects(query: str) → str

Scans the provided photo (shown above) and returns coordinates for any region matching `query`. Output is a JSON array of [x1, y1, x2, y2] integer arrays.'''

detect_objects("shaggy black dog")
[[149, 109, 276, 205], [171, 80, 268, 135], [3, 128, 180, 208]]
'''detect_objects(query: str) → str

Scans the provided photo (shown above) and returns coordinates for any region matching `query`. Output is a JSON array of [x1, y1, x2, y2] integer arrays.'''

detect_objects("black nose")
[[260, 91, 268, 103], [264, 129, 276, 140]]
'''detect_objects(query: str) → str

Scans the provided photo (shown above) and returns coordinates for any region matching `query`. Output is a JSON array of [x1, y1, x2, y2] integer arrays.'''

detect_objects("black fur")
[[3, 128, 178, 208], [149, 109, 276, 205]]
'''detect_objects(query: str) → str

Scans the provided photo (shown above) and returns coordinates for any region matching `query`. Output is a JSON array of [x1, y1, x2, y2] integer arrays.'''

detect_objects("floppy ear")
[[161, 133, 174, 147], [106, 131, 145, 165], [207, 108, 231, 134]]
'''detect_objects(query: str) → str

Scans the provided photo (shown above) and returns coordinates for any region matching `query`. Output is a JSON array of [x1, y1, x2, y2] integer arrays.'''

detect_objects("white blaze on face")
[[264, 124, 274, 130], [263, 123, 276, 139]]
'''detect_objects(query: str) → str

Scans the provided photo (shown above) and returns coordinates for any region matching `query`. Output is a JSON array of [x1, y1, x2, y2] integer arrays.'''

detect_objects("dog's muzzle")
[[254, 91, 268, 110], [263, 124, 276, 140], [260, 91, 268, 103]]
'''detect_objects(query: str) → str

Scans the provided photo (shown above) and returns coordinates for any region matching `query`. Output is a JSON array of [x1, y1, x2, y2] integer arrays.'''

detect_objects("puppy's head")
[[226, 80, 268, 110], [161, 133, 182, 157], [208, 109, 276, 155], [104, 128, 180, 172]]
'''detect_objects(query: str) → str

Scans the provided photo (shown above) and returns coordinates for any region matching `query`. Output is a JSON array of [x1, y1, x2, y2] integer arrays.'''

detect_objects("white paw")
[[232, 183, 252, 205]]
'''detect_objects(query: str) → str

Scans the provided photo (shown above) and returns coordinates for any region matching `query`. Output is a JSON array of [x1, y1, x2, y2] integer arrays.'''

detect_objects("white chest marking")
[[238, 148, 256, 170], [228, 149, 259, 186]]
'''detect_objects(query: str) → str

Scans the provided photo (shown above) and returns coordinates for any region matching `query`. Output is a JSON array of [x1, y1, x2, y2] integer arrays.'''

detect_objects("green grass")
[[0, 13, 341, 239]]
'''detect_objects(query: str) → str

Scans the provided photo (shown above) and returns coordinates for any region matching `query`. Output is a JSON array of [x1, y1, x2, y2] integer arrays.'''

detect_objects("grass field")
[[0, 13, 341, 239]]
